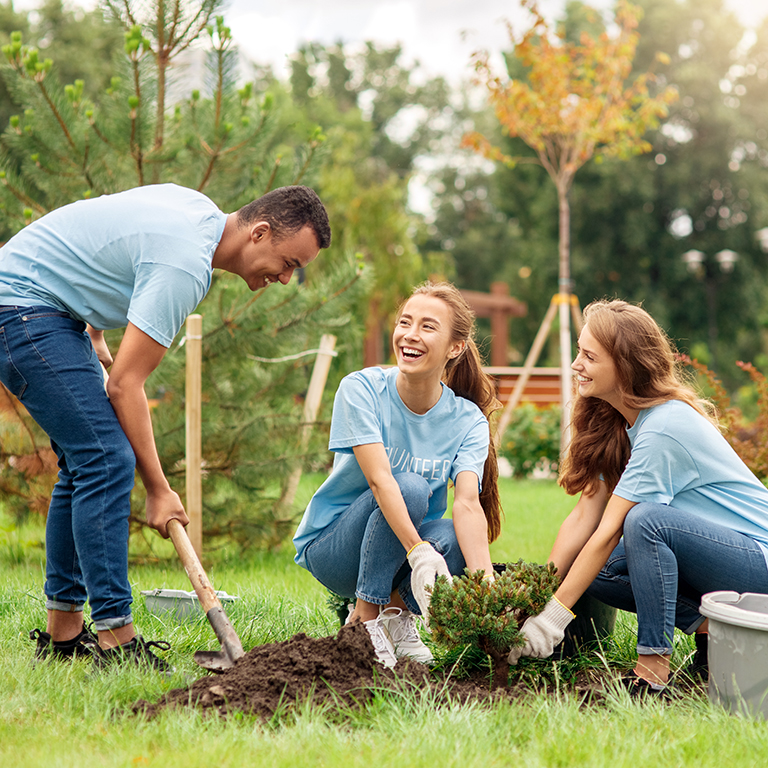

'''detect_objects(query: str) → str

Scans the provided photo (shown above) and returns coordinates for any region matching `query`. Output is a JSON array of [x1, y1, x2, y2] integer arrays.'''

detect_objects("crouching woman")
[[510, 299, 768, 695], [293, 281, 502, 666]]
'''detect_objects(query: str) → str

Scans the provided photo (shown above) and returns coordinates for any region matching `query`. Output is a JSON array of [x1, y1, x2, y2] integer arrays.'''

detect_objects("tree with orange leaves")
[[464, 0, 677, 448]]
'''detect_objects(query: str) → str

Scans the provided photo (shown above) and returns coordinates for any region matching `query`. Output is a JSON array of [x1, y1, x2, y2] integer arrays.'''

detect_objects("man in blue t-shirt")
[[0, 183, 330, 669]]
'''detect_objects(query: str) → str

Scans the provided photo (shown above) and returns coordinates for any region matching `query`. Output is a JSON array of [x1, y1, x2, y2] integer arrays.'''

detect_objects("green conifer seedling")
[[428, 560, 560, 689]]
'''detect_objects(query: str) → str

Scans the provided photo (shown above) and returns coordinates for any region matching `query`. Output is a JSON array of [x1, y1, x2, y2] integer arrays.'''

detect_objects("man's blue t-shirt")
[[615, 400, 768, 562], [293, 366, 490, 567], [0, 184, 227, 347]]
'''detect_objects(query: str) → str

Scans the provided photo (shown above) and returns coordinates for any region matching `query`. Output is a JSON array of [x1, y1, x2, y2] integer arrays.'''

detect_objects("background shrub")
[[498, 403, 561, 478]]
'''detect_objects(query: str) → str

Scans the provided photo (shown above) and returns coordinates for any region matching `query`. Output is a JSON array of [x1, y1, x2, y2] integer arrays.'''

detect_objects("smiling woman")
[[572, 324, 621, 407], [292, 280, 502, 668], [509, 299, 768, 698]]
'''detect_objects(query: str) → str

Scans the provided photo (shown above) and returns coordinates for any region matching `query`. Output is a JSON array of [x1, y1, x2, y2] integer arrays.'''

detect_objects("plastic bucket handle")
[[700, 591, 768, 631]]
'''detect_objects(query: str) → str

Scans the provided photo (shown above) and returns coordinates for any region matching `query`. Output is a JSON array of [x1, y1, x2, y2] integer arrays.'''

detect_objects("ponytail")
[[407, 281, 504, 541], [444, 338, 503, 541]]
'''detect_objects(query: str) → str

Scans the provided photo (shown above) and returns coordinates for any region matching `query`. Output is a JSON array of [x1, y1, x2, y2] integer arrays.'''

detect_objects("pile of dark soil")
[[132, 622, 610, 720]]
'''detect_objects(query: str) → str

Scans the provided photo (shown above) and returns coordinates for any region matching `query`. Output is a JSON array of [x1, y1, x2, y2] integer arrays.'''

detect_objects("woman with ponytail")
[[509, 299, 768, 696], [293, 281, 502, 666]]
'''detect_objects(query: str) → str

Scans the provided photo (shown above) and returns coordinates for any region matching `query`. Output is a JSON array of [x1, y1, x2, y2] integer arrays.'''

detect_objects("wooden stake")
[[185, 314, 203, 557], [494, 298, 558, 448], [279, 334, 337, 510], [494, 294, 581, 451]]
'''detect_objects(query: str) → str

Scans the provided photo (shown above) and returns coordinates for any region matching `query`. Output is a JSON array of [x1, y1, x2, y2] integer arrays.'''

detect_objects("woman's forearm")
[[555, 494, 636, 609], [555, 531, 622, 608], [452, 498, 493, 574], [367, 472, 424, 552]]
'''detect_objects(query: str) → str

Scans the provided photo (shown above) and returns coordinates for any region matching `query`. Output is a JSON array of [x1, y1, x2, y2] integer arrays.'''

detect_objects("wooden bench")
[[484, 366, 563, 409]]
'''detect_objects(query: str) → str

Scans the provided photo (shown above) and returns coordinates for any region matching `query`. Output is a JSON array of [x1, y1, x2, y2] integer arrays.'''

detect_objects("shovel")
[[167, 518, 245, 671]]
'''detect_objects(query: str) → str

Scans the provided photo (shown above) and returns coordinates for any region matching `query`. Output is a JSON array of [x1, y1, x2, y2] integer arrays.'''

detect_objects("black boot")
[[30, 626, 99, 660], [94, 635, 173, 673]]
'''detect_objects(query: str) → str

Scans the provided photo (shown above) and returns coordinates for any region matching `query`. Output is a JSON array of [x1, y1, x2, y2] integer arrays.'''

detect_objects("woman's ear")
[[449, 340, 466, 359]]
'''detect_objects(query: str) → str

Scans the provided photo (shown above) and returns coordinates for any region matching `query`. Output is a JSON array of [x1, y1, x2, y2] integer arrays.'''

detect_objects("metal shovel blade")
[[192, 606, 245, 672], [193, 649, 238, 672]]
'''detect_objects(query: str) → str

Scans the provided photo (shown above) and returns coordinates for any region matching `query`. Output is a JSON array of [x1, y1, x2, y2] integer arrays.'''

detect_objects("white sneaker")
[[381, 609, 434, 664], [363, 610, 398, 668]]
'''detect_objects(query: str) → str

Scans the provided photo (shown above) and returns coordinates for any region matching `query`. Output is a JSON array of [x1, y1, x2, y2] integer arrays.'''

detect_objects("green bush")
[[428, 560, 560, 689], [498, 403, 561, 478]]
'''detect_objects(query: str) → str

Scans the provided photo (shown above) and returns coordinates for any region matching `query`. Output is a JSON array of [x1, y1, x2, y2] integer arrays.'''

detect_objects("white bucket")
[[140, 588, 238, 622], [699, 591, 768, 719]]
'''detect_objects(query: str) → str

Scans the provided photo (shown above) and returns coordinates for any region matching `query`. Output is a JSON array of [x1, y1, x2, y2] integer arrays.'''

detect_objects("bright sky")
[[223, 0, 767, 84], [18, 1, 766, 84]]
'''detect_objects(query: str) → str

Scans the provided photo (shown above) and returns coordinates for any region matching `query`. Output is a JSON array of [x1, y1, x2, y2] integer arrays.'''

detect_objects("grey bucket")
[[700, 591, 768, 719], [140, 588, 238, 623]]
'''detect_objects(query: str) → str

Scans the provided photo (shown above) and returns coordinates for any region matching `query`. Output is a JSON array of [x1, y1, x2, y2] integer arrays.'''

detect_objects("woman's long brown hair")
[[401, 281, 503, 541], [560, 299, 714, 496]]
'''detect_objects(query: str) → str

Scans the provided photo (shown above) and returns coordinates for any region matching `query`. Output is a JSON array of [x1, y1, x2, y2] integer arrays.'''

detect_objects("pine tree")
[[428, 560, 559, 689], [0, 1, 362, 544]]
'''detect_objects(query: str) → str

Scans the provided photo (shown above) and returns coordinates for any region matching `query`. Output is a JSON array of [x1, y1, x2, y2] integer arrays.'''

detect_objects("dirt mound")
[[132, 622, 433, 720], [132, 623, 617, 720]]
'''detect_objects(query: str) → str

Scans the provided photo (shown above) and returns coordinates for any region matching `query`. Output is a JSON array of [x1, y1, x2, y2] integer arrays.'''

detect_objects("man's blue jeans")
[[0, 306, 136, 629], [304, 472, 465, 615], [586, 501, 768, 655]]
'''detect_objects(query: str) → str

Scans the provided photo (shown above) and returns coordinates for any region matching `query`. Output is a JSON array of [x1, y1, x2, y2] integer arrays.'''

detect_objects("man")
[[0, 183, 330, 669]]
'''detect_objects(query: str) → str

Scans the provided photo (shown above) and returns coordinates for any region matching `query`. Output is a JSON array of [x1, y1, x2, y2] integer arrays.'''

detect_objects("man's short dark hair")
[[237, 186, 331, 249]]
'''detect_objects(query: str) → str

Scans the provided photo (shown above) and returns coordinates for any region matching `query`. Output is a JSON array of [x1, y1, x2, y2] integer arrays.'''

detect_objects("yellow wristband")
[[554, 595, 576, 618], [406, 541, 426, 558]]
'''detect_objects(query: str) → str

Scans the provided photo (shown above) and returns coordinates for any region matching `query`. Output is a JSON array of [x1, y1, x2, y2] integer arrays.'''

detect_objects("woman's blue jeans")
[[0, 306, 136, 629], [586, 501, 768, 655], [303, 472, 465, 615]]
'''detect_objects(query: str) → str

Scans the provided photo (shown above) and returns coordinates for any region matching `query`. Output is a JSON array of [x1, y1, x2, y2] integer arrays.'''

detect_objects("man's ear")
[[250, 221, 271, 243]]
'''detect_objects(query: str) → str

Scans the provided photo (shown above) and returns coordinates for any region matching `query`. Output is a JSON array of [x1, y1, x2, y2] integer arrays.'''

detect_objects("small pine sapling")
[[428, 560, 560, 689]]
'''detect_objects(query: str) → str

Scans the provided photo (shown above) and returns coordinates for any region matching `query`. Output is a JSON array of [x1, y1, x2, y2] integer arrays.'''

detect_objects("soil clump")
[[131, 623, 615, 720]]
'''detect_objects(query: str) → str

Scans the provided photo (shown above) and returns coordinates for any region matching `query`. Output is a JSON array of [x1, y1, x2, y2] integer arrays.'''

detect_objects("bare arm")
[[451, 470, 493, 576], [352, 442, 422, 553], [107, 322, 188, 538], [555, 493, 637, 609], [548, 484, 609, 578], [86, 324, 113, 369]]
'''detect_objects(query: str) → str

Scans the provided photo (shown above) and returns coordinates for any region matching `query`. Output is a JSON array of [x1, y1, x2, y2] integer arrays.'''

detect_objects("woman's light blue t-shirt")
[[614, 400, 768, 563], [293, 366, 490, 567], [0, 184, 227, 347]]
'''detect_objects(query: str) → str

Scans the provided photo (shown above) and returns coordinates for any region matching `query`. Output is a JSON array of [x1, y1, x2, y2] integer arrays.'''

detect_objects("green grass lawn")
[[2, 477, 768, 768]]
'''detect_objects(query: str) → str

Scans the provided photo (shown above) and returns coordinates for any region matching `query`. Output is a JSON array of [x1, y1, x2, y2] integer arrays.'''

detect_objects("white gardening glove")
[[407, 541, 452, 618], [508, 597, 575, 665]]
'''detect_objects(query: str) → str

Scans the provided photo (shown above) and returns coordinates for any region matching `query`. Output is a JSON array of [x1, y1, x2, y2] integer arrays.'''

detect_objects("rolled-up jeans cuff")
[[46, 599, 85, 613], [636, 644, 673, 656], [93, 614, 132, 632], [354, 591, 389, 606]]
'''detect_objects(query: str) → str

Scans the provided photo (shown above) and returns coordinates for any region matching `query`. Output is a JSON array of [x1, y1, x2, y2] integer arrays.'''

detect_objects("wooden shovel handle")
[[167, 518, 222, 614]]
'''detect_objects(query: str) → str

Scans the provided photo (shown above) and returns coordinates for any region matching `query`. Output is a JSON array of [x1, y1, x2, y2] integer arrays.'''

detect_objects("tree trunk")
[[480, 638, 510, 690], [490, 655, 510, 690], [557, 180, 573, 454]]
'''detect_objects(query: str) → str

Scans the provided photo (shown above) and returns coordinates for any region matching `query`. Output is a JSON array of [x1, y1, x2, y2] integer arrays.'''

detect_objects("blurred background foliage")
[[0, 0, 767, 540]]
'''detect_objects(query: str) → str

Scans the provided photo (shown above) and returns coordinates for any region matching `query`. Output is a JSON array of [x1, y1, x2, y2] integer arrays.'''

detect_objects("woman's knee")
[[394, 472, 431, 522], [419, 519, 465, 574], [623, 502, 665, 541]]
